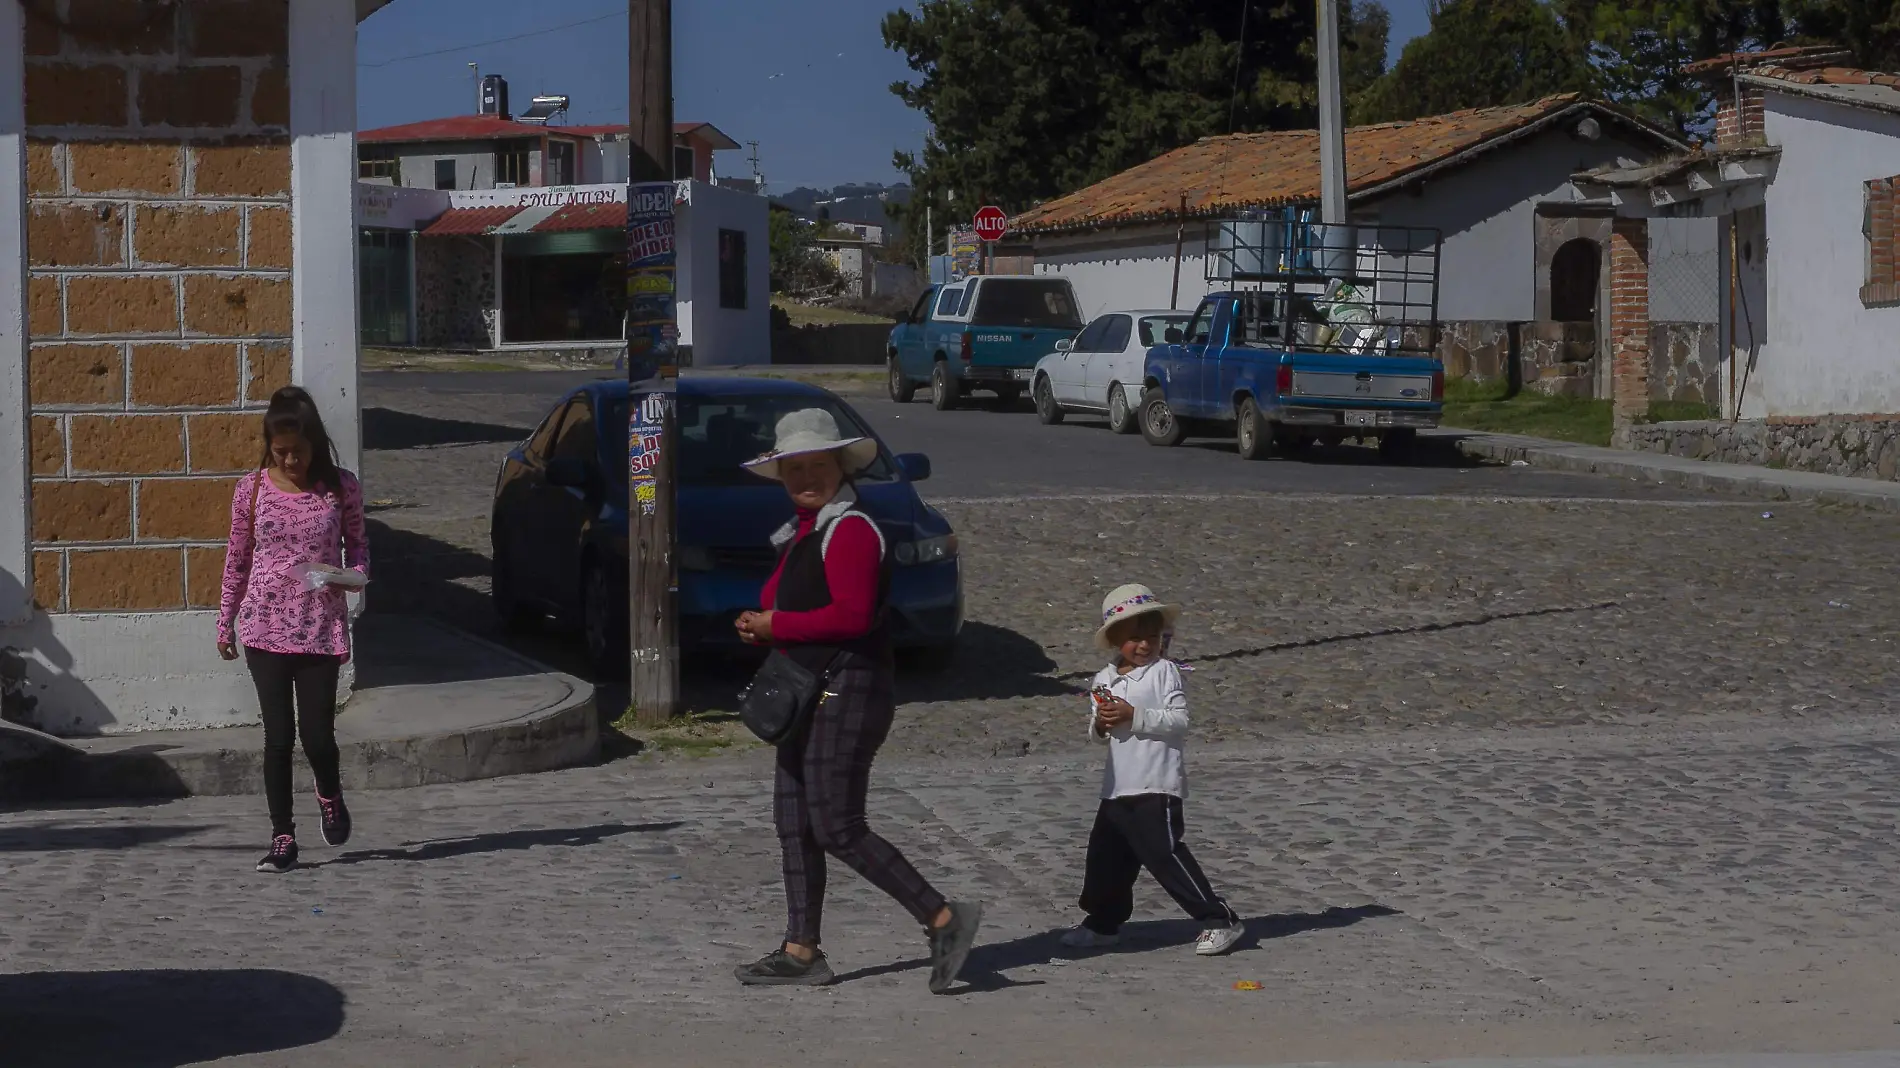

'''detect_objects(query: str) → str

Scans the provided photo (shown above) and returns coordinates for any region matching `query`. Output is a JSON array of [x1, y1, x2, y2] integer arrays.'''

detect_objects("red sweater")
[[758, 508, 882, 644]]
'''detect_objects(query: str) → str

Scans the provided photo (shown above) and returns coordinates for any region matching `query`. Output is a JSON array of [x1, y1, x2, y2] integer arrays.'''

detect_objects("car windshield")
[[605, 393, 895, 486], [972, 280, 1083, 329], [1138, 315, 1190, 347]]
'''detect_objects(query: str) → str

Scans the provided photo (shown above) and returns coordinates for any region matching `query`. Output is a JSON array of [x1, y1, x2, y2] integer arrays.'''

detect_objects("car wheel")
[[1236, 397, 1276, 461], [1106, 384, 1137, 434], [887, 357, 916, 403], [930, 362, 960, 411], [1378, 427, 1418, 464], [1139, 387, 1185, 447], [581, 556, 627, 677], [1033, 375, 1065, 425], [490, 534, 534, 631]]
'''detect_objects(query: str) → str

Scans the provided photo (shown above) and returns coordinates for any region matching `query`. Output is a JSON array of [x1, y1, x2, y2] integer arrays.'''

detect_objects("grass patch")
[[772, 298, 890, 327], [1440, 377, 1613, 447], [609, 706, 755, 759], [1642, 400, 1720, 423]]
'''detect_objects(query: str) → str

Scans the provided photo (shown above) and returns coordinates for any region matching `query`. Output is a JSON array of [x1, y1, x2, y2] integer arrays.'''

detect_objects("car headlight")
[[678, 545, 714, 572], [893, 533, 957, 566]]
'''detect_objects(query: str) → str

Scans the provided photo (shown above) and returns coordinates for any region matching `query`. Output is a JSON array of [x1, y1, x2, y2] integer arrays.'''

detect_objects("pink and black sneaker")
[[316, 790, 352, 847], [256, 834, 298, 874]]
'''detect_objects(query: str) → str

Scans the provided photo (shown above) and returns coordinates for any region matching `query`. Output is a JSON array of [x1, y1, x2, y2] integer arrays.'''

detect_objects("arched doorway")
[[1550, 238, 1601, 322]]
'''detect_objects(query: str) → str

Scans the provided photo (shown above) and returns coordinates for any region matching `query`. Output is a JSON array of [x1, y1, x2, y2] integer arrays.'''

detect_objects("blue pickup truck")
[[1139, 217, 1445, 461], [887, 275, 1085, 410]]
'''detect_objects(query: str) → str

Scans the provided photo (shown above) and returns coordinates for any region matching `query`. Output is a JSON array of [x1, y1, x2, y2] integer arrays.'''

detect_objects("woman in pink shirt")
[[216, 387, 369, 874]]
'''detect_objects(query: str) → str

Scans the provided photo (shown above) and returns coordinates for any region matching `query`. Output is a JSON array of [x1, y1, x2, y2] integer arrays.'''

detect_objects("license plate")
[[1012, 368, 1032, 381], [1344, 410, 1378, 427]]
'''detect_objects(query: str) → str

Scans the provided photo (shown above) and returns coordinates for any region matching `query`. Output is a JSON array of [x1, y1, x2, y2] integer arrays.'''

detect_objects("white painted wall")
[[675, 180, 770, 366], [1033, 224, 1215, 320], [1749, 92, 1900, 417], [0, 0, 30, 627], [3, 612, 262, 734]]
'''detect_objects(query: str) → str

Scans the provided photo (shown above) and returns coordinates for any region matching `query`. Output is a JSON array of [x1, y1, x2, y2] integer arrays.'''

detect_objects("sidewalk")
[[1435, 429, 1900, 512], [4, 614, 596, 801]]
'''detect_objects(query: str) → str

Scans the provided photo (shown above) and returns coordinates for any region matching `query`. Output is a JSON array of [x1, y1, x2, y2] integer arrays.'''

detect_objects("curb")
[[1442, 431, 1900, 513], [4, 631, 599, 802]]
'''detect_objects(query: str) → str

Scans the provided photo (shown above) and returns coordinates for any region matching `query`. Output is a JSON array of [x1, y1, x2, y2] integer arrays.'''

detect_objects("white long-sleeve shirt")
[[1087, 658, 1190, 800]]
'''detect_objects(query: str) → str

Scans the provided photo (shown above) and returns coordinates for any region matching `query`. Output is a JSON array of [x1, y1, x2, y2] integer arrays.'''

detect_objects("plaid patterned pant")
[[774, 664, 946, 946]]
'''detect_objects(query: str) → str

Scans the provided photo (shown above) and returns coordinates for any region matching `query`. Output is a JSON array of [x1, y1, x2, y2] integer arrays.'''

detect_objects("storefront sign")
[[355, 182, 450, 231], [451, 183, 631, 211]]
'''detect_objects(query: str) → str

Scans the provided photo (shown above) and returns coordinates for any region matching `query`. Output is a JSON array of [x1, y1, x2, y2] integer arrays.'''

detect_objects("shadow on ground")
[[1186, 435, 1479, 469], [831, 903, 1399, 989], [362, 406, 529, 450], [320, 821, 683, 866], [0, 968, 344, 1068], [0, 822, 213, 852]]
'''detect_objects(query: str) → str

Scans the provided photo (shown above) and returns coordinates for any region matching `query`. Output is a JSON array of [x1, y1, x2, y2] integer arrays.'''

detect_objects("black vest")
[[774, 507, 893, 672]]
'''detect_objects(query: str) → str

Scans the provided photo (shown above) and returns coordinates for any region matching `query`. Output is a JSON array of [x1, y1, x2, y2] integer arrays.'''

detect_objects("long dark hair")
[[259, 386, 343, 492]]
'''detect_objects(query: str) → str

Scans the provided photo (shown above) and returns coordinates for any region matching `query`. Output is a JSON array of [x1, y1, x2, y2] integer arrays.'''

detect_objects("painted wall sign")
[[451, 183, 630, 210]]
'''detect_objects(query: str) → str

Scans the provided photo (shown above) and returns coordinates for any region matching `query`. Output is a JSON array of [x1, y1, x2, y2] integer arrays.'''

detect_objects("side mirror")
[[1054, 338, 1073, 352], [895, 453, 931, 482], [1164, 327, 1183, 344], [545, 457, 596, 490]]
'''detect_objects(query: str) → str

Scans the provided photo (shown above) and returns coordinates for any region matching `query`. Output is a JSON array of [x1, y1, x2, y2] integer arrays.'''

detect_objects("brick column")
[[23, 0, 291, 619], [1609, 216, 1650, 442]]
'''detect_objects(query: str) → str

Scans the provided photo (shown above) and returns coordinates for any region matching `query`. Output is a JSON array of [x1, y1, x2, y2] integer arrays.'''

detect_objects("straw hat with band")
[[742, 408, 880, 482], [1094, 583, 1181, 649]]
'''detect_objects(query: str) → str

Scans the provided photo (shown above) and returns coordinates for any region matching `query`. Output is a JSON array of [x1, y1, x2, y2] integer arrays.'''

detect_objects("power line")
[[357, 9, 625, 69]]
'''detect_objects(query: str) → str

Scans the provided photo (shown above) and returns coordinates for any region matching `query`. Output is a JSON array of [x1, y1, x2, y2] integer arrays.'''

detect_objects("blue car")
[[490, 377, 963, 672]]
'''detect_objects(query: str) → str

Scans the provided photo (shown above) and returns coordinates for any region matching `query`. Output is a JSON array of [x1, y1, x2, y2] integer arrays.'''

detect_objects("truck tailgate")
[[1285, 354, 1438, 404], [969, 326, 1074, 368]]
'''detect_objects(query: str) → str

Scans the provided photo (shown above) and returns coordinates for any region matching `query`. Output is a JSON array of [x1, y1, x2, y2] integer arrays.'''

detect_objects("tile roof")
[[1010, 96, 1678, 234], [537, 201, 629, 232], [419, 205, 524, 235], [417, 202, 631, 237], [1682, 45, 1852, 77], [361, 117, 727, 145]]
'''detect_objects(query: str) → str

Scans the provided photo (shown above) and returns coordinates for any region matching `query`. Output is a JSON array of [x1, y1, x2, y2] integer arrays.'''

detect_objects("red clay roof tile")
[[419, 205, 524, 235]]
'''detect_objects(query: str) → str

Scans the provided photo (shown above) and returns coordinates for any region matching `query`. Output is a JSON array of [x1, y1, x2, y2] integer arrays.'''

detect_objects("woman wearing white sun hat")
[[731, 408, 982, 993], [1060, 583, 1244, 958]]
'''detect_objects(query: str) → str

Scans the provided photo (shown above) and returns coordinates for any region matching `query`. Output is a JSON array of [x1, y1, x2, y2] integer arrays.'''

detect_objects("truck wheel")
[[930, 362, 961, 411], [888, 357, 916, 403], [1139, 388, 1185, 447], [1106, 384, 1137, 434], [1033, 375, 1064, 424], [1236, 397, 1276, 461], [1378, 428, 1418, 464]]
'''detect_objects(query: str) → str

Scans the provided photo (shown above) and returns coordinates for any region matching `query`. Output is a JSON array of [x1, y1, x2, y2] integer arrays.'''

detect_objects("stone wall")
[[1649, 322, 1720, 406], [1519, 320, 1595, 397], [23, 0, 292, 617], [1627, 417, 1900, 482], [414, 235, 493, 348], [1436, 320, 1511, 382]]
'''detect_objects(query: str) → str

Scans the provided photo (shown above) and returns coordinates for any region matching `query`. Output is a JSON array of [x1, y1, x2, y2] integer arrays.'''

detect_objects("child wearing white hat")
[[1061, 583, 1245, 957]]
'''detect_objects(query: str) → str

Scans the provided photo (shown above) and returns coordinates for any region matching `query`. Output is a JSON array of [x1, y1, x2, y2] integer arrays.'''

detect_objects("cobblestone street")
[[6, 371, 1899, 1066]]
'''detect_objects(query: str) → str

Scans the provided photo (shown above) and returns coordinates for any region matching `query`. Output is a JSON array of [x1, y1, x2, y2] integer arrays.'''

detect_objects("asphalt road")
[[363, 369, 1714, 503]]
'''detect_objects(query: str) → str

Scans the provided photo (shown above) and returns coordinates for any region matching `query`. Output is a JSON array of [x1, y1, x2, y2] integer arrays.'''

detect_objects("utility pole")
[[626, 0, 680, 724], [1315, 0, 1348, 225]]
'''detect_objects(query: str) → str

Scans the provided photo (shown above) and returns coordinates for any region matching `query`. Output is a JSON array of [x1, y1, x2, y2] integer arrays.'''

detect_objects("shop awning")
[[418, 202, 630, 236], [420, 206, 526, 235]]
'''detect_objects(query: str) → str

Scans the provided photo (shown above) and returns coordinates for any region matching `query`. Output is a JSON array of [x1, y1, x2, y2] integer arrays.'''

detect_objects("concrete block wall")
[[22, 0, 291, 617]]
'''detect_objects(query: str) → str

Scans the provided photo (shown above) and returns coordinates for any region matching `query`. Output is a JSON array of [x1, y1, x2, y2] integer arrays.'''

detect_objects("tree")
[[1342, 0, 1393, 98], [1350, 0, 1596, 124], [1557, 0, 1793, 134], [768, 210, 841, 298], [881, 0, 1332, 267]]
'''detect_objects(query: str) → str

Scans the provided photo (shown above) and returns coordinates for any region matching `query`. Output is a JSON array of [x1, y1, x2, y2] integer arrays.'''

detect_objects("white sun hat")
[[742, 407, 880, 482], [1093, 583, 1182, 649]]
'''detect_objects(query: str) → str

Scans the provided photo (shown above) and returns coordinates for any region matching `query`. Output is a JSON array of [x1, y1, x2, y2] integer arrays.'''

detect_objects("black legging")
[[245, 647, 343, 838]]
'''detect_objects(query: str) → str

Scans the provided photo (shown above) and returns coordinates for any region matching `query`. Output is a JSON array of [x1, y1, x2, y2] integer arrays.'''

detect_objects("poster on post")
[[949, 228, 981, 281], [629, 390, 665, 517], [625, 180, 676, 512]]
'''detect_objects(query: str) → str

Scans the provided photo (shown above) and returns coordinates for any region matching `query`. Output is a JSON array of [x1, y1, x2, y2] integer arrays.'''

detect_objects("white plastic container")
[[293, 562, 368, 592]]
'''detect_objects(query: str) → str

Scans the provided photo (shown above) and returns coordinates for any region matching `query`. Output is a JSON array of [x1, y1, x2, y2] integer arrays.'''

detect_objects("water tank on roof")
[[480, 75, 509, 118], [1210, 219, 1280, 280]]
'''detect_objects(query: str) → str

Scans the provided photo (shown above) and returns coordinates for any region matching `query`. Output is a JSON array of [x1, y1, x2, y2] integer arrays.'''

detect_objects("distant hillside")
[[775, 182, 912, 239]]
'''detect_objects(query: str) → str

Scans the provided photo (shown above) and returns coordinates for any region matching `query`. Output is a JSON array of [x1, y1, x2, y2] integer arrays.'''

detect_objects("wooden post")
[[1170, 194, 1187, 309], [627, 0, 680, 724]]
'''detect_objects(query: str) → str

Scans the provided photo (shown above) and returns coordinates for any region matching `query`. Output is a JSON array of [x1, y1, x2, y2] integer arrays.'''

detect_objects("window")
[[550, 397, 597, 463], [606, 393, 892, 486], [434, 159, 457, 190], [358, 144, 397, 181], [718, 229, 748, 310], [1139, 315, 1189, 348], [497, 146, 531, 186], [673, 145, 696, 180], [1071, 316, 1113, 353], [1863, 176, 1899, 305], [936, 287, 965, 316], [971, 279, 1083, 329], [1100, 315, 1133, 352], [907, 289, 935, 323], [528, 399, 577, 461], [1184, 302, 1216, 345], [547, 141, 575, 186]]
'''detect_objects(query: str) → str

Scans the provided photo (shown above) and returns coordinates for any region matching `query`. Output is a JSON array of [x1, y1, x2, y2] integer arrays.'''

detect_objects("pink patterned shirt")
[[217, 468, 369, 659]]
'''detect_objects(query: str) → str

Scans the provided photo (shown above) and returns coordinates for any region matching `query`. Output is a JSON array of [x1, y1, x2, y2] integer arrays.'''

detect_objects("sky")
[[357, 0, 1433, 194]]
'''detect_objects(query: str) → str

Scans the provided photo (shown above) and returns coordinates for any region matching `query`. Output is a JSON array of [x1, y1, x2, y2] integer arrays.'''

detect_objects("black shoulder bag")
[[737, 648, 839, 745]]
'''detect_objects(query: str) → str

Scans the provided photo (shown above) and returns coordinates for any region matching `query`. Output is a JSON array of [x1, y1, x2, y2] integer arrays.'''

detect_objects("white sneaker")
[[1194, 922, 1245, 957], [1058, 925, 1121, 949]]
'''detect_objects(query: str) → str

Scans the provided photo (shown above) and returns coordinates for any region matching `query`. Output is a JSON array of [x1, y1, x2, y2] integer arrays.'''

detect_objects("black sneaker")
[[926, 901, 983, 994], [315, 790, 351, 847], [734, 948, 833, 987], [255, 835, 298, 874]]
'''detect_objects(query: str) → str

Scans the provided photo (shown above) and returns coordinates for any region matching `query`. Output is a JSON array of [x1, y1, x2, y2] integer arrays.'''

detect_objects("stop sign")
[[973, 205, 1008, 242]]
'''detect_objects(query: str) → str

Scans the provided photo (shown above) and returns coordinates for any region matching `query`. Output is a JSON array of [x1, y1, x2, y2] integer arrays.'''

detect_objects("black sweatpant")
[[774, 663, 947, 946], [245, 647, 343, 838], [1078, 793, 1238, 934]]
